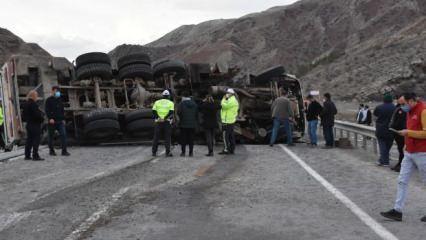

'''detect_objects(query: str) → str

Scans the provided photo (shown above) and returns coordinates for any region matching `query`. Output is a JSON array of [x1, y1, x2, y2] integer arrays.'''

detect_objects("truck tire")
[[119, 64, 153, 80], [76, 63, 113, 80], [126, 119, 155, 132], [153, 60, 186, 77], [76, 52, 111, 69], [83, 109, 118, 125], [84, 119, 120, 139], [254, 66, 285, 83], [125, 109, 153, 124], [117, 53, 151, 69]]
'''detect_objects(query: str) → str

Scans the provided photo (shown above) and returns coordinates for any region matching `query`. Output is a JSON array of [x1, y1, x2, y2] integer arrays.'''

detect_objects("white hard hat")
[[226, 88, 235, 94], [162, 90, 170, 96]]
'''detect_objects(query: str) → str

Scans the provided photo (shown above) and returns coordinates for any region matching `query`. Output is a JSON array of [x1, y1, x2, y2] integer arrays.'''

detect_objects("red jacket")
[[405, 101, 426, 153]]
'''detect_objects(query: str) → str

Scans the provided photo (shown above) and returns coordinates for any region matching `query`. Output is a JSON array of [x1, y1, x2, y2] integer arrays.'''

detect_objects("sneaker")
[[24, 157, 32, 161], [218, 151, 229, 155], [62, 151, 71, 156], [32, 156, 45, 161], [269, 144, 273, 147], [166, 153, 173, 157], [206, 153, 213, 157], [180, 152, 185, 157], [380, 209, 402, 221], [49, 150, 57, 156], [152, 153, 157, 157], [421, 216, 426, 222], [189, 152, 193, 157]]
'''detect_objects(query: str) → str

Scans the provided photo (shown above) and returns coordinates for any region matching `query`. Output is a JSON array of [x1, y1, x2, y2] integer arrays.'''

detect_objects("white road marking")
[[64, 187, 130, 240], [0, 212, 32, 232], [279, 145, 399, 240]]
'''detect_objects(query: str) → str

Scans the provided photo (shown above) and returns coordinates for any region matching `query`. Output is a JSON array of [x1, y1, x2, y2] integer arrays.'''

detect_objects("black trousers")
[[0, 125, 5, 149], [323, 125, 334, 147], [152, 121, 172, 154], [394, 134, 405, 166], [222, 124, 236, 153], [205, 128, 215, 153], [180, 128, 195, 154], [25, 123, 41, 158]]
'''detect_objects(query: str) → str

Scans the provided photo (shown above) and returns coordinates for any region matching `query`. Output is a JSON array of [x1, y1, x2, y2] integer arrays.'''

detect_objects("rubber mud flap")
[[84, 119, 120, 139], [119, 64, 153, 80], [83, 109, 119, 125], [76, 63, 113, 80], [254, 66, 285, 84], [125, 109, 154, 124], [76, 52, 111, 68], [117, 53, 151, 69]]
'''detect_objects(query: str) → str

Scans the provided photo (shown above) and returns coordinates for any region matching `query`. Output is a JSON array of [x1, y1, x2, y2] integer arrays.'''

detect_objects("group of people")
[[151, 88, 239, 157], [22, 86, 70, 161]]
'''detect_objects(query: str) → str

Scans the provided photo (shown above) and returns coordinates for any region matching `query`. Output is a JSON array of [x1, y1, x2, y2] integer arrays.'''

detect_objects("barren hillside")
[[111, 0, 426, 100]]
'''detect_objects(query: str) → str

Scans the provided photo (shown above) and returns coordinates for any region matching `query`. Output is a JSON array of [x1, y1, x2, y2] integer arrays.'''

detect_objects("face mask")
[[401, 104, 411, 113], [54, 91, 61, 98]]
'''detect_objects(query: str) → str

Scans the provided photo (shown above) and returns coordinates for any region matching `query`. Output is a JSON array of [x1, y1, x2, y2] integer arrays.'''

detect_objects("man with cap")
[[45, 86, 70, 156], [374, 93, 396, 166], [219, 88, 239, 155], [152, 90, 175, 157]]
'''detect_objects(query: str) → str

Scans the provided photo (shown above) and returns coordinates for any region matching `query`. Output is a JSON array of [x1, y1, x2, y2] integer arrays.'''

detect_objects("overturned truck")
[[0, 52, 305, 147]]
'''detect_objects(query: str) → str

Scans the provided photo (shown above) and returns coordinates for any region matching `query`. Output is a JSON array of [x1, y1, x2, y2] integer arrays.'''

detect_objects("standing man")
[[152, 90, 174, 157], [269, 88, 294, 147], [305, 95, 323, 147], [177, 91, 198, 157], [219, 88, 239, 155], [46, 86, 70, 156], [390, 95, 407, 172], [23, 91, 45, 161], [363, 105, 372, 126], [321, 93, 338, 148], [374, 93, 396, 166], [381, 93, 426, 222], [199, 94, 220, 157], [357, 104, 365, 124]]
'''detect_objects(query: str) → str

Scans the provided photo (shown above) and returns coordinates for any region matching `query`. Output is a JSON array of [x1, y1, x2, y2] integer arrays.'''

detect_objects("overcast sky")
[[0, 0, 298, 61]]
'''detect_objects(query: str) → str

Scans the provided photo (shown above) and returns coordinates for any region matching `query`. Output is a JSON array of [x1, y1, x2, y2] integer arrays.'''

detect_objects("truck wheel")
[[83, 109, 118, 125], [126, 119, 155, 132], [76, 52, 111, 69], [117, 53, 151, 69], [254, 66, 285, 83], [76, 63, 112, 80], [84, 119, 120, 139], [119, 64, 153, 80], [153, 60, 186, 78], [125, 109, 153, 124]]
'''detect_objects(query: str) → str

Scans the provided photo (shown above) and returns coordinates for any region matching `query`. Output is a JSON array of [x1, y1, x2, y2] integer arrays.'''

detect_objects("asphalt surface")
[[0, 143, 425, 240]]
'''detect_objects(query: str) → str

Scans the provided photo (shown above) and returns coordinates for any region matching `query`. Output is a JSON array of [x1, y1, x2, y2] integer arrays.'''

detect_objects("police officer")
[[152, 90, 174, 157], [219, 88, 239, 155], [23, 90, 45, 161], [45, 86, 70, 156]]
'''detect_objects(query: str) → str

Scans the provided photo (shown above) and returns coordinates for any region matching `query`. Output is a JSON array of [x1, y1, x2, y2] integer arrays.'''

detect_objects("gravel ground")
[[0, 142, 425, 240]]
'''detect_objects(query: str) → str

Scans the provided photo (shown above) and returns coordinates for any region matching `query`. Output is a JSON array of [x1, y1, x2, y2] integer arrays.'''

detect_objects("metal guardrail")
[[333, 120, 379, 154]]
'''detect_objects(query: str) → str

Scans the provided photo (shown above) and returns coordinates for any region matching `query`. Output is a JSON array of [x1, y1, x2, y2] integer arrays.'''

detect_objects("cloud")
[[0, 0, 298, 60]]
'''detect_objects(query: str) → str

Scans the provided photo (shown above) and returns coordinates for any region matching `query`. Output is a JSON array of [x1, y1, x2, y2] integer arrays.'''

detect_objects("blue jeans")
[[48, 122, 67, 152], [270, 118, 292, 145], [308, 120, 318, 145], [323, 125, 334, 147], [394, 152, 426, 212], [377, 137, 393, 165]]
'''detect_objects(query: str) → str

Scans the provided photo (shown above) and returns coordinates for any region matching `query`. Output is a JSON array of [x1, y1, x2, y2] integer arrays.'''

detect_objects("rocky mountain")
[[0, 27, 50, 66], [110, 0, 426, 101]]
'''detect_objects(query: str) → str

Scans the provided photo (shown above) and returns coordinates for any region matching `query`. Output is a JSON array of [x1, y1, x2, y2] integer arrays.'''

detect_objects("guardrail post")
[[362, 136, 367, 150], [339, 129, 343, 138], [354, 133, 358, 147]]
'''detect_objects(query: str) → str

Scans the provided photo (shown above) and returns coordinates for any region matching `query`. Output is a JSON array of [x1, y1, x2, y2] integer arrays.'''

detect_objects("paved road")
[[0, 144, 425, 240]]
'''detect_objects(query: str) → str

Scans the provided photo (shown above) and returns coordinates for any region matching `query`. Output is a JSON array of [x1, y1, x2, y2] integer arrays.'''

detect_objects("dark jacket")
[[389, 105, 407, 131], [374, 102, 396, 139], [22, 99, 44, 125], [45, 96, 65, 121], [306, 100, 323, 121], [199, 101, 220, 129], [321, 100, 338, 127], [178, 98, 198, 129], [364, 110, 372, 125]]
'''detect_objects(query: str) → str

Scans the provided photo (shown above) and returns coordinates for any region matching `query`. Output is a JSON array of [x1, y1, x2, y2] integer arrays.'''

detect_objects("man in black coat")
[[22, 90, 45, 161], [177, 91, 198, 157], [45, 86, 70, 156], [321, 93, 338, 148], [305, 95, 323, 146], [374, 94, 396, 167], [389, 95, 407, 172], [199, 95, 220, 156]]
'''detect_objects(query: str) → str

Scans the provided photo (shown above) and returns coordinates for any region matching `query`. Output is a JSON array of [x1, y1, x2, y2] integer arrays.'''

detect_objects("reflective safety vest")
[[152, 99, 174, 120], [221, 95, 239, 124], [0, 106, 3, 126]]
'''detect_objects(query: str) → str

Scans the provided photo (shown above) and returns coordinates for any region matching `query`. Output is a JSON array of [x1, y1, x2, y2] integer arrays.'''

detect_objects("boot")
[[49, 149, 56, 156]]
